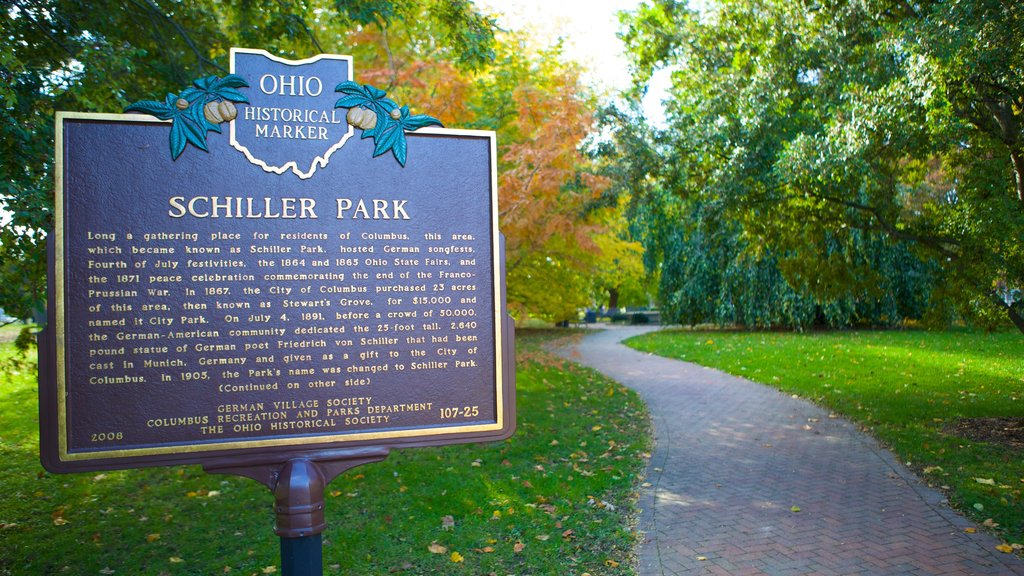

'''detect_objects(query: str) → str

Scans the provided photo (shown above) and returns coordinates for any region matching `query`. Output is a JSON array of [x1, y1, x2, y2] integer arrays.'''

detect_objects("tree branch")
[[802, 189, 961, 258], [12, 0, 77, 59], [132, 0, 226, 75], [988, 291, 1024, 335], [374, 15, 398, 90], [975, 94, 1024, 204], [275, 0, 324, 54]]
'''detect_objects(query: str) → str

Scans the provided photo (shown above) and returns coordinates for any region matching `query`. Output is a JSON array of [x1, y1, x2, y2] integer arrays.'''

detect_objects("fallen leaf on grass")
[[450, 552, 464, 563], [513, 542, 525, 553], [535, 534, 550, 541], [473, 546, 495, 553], [428, 542, 448, 554], [100, 569, 115, 575], [169, 557, 183, 564], [975, 478, 996, 486], [605, 559, 620, 568], [146, 533, 161, 543], [441, 515, 455, 531], [261, 567, 277, 574]]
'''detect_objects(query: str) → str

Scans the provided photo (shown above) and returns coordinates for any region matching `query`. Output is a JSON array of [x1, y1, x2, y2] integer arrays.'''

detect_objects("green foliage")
[[627, 328, 1024, 544], [0, 332, 650, 574], [644, 193, 936, 329], [618, 0, 1024, 332], [2, 0, 607, 325], [506, 244, 593, 324], [335, 0, 496, 71], [0, 0, 498, 320], [0, 325, 37, 372], [586, 107, 662, 311]]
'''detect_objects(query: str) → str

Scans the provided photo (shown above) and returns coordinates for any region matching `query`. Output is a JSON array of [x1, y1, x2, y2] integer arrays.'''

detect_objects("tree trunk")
[[981, 95, 1024, 204], [608, 287, 620, 310], [991, 291, 1024, 335], [1011, 148, 1024, 204], [1007, 303, 1024, 335]]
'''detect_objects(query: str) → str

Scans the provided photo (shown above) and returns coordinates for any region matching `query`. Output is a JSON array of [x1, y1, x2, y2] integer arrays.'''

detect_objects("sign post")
[[39, 48, 514, 574]]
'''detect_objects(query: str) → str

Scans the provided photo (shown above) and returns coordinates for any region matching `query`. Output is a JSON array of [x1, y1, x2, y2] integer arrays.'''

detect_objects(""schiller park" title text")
[[167, 197, 410, 220]]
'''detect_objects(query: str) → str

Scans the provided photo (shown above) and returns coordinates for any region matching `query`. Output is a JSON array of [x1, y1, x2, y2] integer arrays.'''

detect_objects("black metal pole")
[[204, 450, 390, 576], [281, 534, 323, 576], [274, 460, 326, 576]]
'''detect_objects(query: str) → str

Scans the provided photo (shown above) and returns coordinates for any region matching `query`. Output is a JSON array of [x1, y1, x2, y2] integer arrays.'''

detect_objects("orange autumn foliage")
[[347, 28, 474, 127], [338, 23, 614, 319], [499, 71, 607, 261]]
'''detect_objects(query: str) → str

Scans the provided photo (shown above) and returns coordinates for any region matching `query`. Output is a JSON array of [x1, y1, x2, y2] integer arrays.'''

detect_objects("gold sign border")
[[54, 112, 505, 462]]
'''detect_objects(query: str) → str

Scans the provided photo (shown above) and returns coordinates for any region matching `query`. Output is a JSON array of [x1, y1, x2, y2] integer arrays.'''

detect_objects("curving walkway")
[[557, 325, 1024, 576]]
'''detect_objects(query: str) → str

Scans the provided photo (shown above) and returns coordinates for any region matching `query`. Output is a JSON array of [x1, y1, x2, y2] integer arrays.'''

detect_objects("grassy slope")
[[627, 329, 1024, 545], [0, 330, 650, 575]]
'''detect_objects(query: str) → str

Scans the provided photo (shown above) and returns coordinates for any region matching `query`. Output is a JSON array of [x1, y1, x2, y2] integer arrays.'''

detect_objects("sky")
[[476, 0, 671, 124]]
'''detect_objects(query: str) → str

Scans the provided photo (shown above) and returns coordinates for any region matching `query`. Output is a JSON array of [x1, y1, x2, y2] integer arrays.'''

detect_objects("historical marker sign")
[[40, 48, 514, 474]]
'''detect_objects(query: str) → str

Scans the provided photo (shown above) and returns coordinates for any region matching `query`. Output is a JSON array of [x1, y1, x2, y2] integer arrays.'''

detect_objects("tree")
[[619, 0, 1024, 332], [587, 197, 649, 312], [2, 0, 614, 324], [2, 0, 498, 320], [308, 19, 616, 322]]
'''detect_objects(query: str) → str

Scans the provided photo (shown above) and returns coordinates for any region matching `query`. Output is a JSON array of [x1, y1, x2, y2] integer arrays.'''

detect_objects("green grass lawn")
[[627, 328, 1024, 546], [0, 330, 651, 575]]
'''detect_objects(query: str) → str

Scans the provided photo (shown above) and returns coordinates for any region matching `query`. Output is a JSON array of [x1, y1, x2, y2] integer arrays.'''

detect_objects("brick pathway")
[[557, 325, 1024, 576]]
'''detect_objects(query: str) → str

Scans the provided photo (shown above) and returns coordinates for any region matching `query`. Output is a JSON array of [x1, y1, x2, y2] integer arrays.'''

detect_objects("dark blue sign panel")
[[41, 51, 512, 472]]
